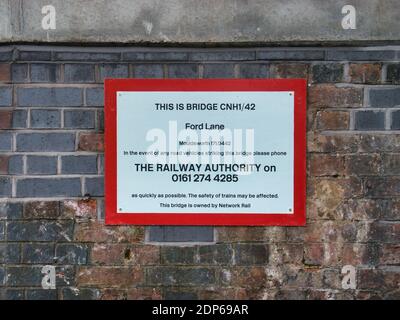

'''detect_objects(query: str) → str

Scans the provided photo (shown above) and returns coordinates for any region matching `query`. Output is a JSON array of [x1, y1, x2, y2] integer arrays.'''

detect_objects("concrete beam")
[[0, 0, 399, 44]]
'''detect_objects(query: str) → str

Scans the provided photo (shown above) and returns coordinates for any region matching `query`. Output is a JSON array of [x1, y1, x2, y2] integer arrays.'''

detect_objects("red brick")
[[127, 288, 162, 300], [23, 201, 60, 219], [100, 289, 127, 300], [77, 266, 143, 287], [0, 110, 12, 129], [304, 221, 339, 243], [270, 63, 309, 78], [380, 245, 400, 265], [0, 64, 10, 82], [308, 85, 363, 108], [61, 199, 97, 219], [309, 154, 346, 177], [221, 267, 267, 288], [349, 63, 381, 84], [0, 156, 9, 174], [74, 221, 144, 243], [270, 244, 304, 264], [78, 133, 104, 151], [92, 244, 159, 265], [217, 226, 285, 242], [316, 110, 350, 130], [303, 243, 340, 266], [308, 133, 360, 153]]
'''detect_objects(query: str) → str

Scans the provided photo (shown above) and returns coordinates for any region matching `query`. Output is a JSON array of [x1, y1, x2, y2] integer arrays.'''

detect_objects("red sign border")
[[105, 79, 306, 226]]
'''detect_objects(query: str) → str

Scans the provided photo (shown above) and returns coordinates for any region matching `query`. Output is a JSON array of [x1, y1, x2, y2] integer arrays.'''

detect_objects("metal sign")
[[105, 79, 306, 225]]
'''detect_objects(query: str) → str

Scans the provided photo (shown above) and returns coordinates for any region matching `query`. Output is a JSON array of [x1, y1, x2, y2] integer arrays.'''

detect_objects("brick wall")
[[0, 46, 399, 300]]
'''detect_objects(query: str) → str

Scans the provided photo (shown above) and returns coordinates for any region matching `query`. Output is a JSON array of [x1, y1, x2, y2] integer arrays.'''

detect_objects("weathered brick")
[[0, 110, 12, 129], [309, 85, 362, 108], [99, 64, 129, 81], [127, 288, 162, 300], [74, 221, 143, 243], [191, 51, 254, 61], [387, 64, 400, 84], [2, 289, 24, 300], [312, 63, 344, 83], [239, 64, 269, 78], [62, 287, 100, 300], [217, 226, 285, 242], [22, 243, 55, 263], [17, 51, 52, 61], [78, 133, 104, 152], [26, 155, 58, 175], [85, 87, 104, 106], [326, 50, 395, 61], [0, 243, 20, 263], [0, 64, 10, 82], [364, 177, 400, 197], [61, 199, 97, 219], [16, 178, 81, 197], [17, 87, 82, 107], [0, 202, 23, 219], [368, 222, 400, 243], [17, 132, 75, 151], [23, 201, 60, 219], [7, 266, 74, 287], [369, 88, 400, 108], [339, 199, 386, 221], [54, 51, 120, 62], [8, 220, 74, 241], [30, 109, 61, 128], [0, 156, 7, 174], [347, 154, 381, 176], [123, 52, 188, 61], [161, 246, 196, 265], [92, 244, 159, 265], [317, 110, 350, 130], [269, 244, 304, 264], [303, 243, 339, 266], [234, 244, 269, 265], [198, 244, 233, 265], [133, 64, 163, 78], [64, 64, 95, 83], [220, 267, 267, 288], [147, 226, 214, 242], [355, 110, 385, 130], [167, 64, 198, 78], [309, 154, 346, 177], [385, 200, 400, 221], [358, 134, 400, 153], [77, 267, 143, 287], [146, 267, 215, 286], [203, 64, 235, 78], [6, 267, 43, 286], [164, 290, 198, 300], [56, 244, 88, 265], [11, 64, 29, 82], [62, 155, 97, 174], [380, 244, 400, 265], [0, 132, 12, 151], [12, 109, 27, 128], [342, 243, 379, 266], [381, 154, 400, 175], [0, 86, 12, 106], [0, 177, 12, 197], [271, 63, 308, 78], [26, 290, 57, 300], [349, 63, 381, 84], [30, 64, 59, 82], [64, 110, 95, 129]]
